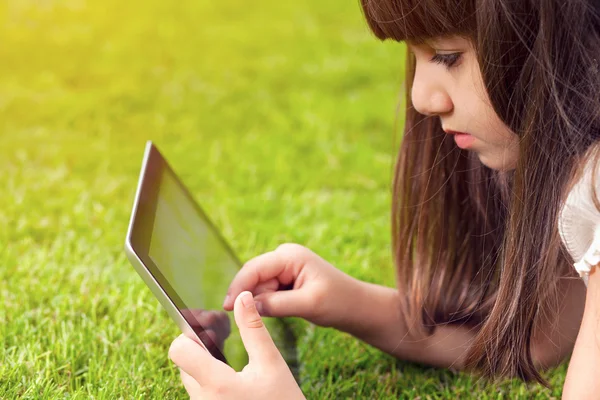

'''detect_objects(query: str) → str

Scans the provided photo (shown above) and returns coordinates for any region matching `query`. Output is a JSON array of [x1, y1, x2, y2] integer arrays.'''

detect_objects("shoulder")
[[559, 145, 600, 282]]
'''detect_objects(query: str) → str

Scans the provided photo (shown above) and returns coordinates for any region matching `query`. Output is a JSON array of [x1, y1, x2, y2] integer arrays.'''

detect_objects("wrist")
[[331, 277, 402, 345]]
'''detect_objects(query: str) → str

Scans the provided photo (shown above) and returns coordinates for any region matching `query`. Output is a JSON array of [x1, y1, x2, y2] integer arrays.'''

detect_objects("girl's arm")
[[346, 277, 584, 371], [342, 280, 475, 368], [562, 268, 600, 399]]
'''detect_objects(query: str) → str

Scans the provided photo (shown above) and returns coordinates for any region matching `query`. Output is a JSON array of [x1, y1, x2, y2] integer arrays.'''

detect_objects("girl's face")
[[407, 35, 520, 171]]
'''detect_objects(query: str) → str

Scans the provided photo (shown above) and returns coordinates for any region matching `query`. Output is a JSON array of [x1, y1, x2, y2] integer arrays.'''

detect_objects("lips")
[[444, 129, 470, 136], [442, 128, 475, 149]]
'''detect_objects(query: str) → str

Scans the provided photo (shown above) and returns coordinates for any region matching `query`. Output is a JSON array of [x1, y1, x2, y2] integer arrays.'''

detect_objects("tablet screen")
[[146, 164, 248, 368], [127, 143, 298, 375]]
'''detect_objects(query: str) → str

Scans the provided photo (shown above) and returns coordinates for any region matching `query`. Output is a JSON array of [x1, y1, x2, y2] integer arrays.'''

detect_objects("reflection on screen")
[[148, 169, 248, 369]]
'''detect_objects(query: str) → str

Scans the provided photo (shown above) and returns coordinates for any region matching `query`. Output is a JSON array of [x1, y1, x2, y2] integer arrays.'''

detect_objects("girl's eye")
[[430, 53, 462, 69]]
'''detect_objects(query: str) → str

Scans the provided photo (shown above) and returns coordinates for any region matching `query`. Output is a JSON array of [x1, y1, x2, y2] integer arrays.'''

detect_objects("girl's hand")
[[169, 291, 305, 400], [222, 243, 361, 330]]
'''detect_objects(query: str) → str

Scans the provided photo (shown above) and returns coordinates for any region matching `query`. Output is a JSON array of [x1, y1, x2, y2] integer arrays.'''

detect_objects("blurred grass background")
[[0, 0, 567, 398]]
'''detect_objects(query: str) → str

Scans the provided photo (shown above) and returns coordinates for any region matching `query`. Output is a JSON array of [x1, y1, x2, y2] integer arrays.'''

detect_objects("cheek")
[[461, 59, 502, 127], [467, 93, 515, 143], [487, 115, 519, 144], [467, 61, 517, 143]]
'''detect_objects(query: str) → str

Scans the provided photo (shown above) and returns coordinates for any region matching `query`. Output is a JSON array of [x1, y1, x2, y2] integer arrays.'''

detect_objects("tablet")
[[124, 141, 298, 378]]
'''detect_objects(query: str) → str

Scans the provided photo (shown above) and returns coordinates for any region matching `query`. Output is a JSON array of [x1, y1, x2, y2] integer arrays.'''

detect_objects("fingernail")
[[255, 301, 264, 315], [241, 291, 254, 309], [223, 295, 230, 308]]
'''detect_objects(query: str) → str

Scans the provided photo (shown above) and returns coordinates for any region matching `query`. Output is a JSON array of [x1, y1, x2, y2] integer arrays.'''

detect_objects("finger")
[[169, 334, 233, 386], [180, 369, 204, 398], [234, 291, 283, 366], [223, 250, 299, 310], [252, 289, 310, 318], [254, 278, 280, 296]]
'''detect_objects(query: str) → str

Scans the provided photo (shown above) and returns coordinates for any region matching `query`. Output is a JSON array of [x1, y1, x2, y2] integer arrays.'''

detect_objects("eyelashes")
[[429, 53, 462, 69]]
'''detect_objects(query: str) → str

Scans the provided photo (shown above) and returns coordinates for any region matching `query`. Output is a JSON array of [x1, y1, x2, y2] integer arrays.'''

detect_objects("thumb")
[[234, 291, 282, 366]]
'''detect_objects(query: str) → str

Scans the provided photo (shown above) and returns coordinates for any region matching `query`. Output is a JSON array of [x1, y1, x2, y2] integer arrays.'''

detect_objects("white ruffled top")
[[558, 156, 600, 286]]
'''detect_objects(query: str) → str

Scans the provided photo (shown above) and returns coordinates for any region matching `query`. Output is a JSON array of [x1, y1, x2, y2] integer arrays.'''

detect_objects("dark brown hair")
[[360, 0, 600, 384]]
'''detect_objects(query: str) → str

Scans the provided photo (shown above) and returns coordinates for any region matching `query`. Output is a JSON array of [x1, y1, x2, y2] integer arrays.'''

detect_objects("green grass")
[[0, 0, 566, 398]]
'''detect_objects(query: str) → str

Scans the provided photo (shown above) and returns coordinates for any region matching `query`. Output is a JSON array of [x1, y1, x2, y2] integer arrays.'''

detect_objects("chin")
[[477, 154, 517, 171]]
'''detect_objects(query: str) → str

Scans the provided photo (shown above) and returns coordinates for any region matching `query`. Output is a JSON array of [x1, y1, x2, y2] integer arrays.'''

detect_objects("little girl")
[[168, 0, 600, 397]]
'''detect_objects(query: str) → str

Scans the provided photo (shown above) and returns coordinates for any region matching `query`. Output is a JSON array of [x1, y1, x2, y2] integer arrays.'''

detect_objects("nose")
[[411, 70, 453, 116]]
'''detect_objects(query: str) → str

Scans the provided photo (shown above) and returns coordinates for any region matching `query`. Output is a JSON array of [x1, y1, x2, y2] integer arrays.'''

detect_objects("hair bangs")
[[360, 0, 477, 42]]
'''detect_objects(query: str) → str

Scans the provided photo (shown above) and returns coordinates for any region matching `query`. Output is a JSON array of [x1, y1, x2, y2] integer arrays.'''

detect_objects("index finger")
[[223, 250, 297, 310]]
